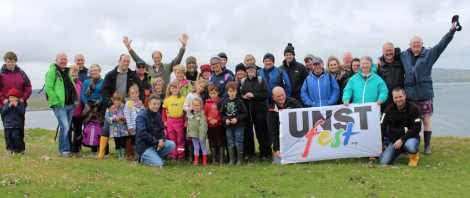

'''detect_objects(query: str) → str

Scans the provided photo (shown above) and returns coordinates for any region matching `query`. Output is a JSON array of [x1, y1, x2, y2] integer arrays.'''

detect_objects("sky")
[[1, 0, 468, 89]]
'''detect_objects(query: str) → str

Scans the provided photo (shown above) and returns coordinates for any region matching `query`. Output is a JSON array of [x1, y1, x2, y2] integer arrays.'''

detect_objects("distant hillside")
[[432, 68, 470, 82]]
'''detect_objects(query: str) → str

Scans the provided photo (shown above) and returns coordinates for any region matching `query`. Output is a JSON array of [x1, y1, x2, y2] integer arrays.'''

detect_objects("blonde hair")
[[84, 64, 102, 97], [325, 56, 343, 73], [152, 77, 165, 93], [190, 79, 208, 93], [128, 84, 140, 95], [89, 64, 101, 72], [166, 81, 182, 98], [191, 97, 203, 107], [68, 65, 79, 73], [173, 64, 187, 73]]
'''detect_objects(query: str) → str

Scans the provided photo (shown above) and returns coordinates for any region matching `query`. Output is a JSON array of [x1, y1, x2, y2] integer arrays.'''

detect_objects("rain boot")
[[116, 149, 122, 159], [219, 147, 225, 165], [408, 152, 419, 167], [228, 148, 236, 166], [424, 131, 432, 155], [125, 138, 133, 160], [95, 136, 109, 159], [188, 144, 195, 163], [120, 148, 126, 160], [211, 147, 217, 164], [193, 155, 199, 166], [203, 155, 208, 166], [236, 149, 244, 166]]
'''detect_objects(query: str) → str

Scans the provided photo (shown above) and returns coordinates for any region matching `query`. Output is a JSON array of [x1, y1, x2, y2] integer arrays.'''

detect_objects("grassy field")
[[25, 98, 49, 110], [0, 129, 469, 197]]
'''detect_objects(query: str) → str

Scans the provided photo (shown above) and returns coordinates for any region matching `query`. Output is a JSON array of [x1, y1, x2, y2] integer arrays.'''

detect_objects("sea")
[[1, 82, 469, 137]]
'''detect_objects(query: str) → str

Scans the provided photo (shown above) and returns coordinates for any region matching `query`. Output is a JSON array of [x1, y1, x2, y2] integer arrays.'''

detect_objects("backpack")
[[262, 68, 285, 89], [78, 118, 101, 147], [127, 99, 134, 112], [240, 76, 263, 87]]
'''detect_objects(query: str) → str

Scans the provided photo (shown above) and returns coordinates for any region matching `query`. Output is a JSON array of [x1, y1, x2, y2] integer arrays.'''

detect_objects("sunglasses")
[[137, 65, 146, 69]]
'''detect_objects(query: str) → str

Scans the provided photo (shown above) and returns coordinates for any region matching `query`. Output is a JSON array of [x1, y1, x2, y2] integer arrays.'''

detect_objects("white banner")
[[279, 103, 382, 164]]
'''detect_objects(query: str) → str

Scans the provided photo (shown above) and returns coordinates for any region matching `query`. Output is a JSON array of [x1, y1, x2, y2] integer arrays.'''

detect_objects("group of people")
[[1, 19, 460, 168]]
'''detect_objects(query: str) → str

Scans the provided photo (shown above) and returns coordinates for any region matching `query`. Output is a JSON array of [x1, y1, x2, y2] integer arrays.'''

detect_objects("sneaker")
[[59, 153, 71, 157]]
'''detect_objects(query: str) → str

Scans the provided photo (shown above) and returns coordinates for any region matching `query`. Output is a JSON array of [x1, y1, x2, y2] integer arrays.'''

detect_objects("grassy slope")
[[0, 129, 469, 197]]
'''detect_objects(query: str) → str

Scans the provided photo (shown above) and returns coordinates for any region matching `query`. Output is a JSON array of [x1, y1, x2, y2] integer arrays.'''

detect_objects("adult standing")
[[279, 43, 308, 104], [258, 53, 292, 106], [1, 52, 32, 153], [342, 52, 353, 73], [123, 34, 188, 90], [377, 21, 459, 155], [343, 58, 360, 90], [96, 54, 145, 159], [208, 57, 234, 111], [379, 88, 421, 167], [218, 52, 235, 77], [300, 57, 340, 107], [185, 56, 199, 81], [326, 56, 348, 105], [244, 54, 261, 72], [45, 52, 79, 156], [267, 87, 301, 164], [234, 63, 246, 85], [238, 62, 271, 161], [75, 54, 90, 83], [304, 54, 315, 74], [135, 61, 152, 107], [377, 43, 404, 112]]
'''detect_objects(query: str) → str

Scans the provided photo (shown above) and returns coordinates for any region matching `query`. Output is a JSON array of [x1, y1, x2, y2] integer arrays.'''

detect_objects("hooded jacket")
[[220, 97, 248, 128], [400, 29, 455, 100], [267, 97, 301, 152], [81, 78, 103, 105], [204, 96, 222, 127], [279, 58, 308, 101], [135, 108, 166, 156], [0, 65, 32, 109], [187, 110, 208, 140], [45, 63, 78, 108], [237, 75, 269, 112], [342, 66, 388, 104], [101, 66, 145, 108], [209, 69, 234, 108], [381, 102, 421, 143], [259, 66, 292, 105], [300, 69, 340, 107], [2, 102, 25, 128]]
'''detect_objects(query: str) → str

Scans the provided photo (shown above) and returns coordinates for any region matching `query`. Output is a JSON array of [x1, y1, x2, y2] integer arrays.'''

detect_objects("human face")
[[352, 61, 360, 73], [343, 53, 352, 67], [246, 67, 257, 78], [135, 64, 146, 75], [5, 59, 16, 71], [236, 70, 245, 80], [305, 59, 313, 71], [89, 66, 101, 79], [71, 70, 78, 80], [113, 100, 121, 108], [244, 55, 255, 65], [196, 83, 206, 94], [175, 71, 185, 81], [313, 62, 323, 75], [192, 101, 202, 112], [56, 53, 68, 69], [360, 59, 371, 74], [328, 60, 338, 73], [209, 90, 219, 101], [129, 89, 139, 101], [187, 62, 197, 73], [9, 96, 18, 103], [170, 86, 179, 96], [284, 52, 294, 63], [153, 82, 163, 93], [392, 90, 406, 109], [227, 88, 237, 99], [409, 37, 423, 55], [119, 55, 130, 71], [74, 55, 85, 68], [202, 71, 212, 79], [211, 61, 221, 73], [272, 89, 286, 106], [221, 58, 227, 68], [383, 44, 395, 62], [263, 58, 274, 70], [152, 52, 162, 66], [148, 98, 161, 112]]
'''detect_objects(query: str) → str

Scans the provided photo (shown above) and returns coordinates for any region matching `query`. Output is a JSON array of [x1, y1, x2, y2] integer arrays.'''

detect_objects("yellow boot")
[[95, 137, 109, 159], [408, 152, 419, 167]]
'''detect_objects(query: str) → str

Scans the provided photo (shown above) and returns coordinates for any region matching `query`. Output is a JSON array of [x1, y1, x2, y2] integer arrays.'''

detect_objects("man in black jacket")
[[267, 86, 301, 164], [95, 54, 145, 159], [377, 43, 404, 112], [379, 87, 421, 167], [279, 43, 308, 104]]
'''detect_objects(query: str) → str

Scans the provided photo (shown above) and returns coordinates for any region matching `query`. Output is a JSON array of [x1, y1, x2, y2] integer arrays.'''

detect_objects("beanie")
[[235, 63, 246, 72], [218, 52, 228, 60], [200, 64, 212, 73], [210, 56, 222, 67], [186, 56, 197, 65], [7, 88, 20, 98], [284, 43, 295, 56], [263, 53, 275, 63]]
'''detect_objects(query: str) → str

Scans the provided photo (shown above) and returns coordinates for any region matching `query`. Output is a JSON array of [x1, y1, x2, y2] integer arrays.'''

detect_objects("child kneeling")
[[187, 98, 208, 165]]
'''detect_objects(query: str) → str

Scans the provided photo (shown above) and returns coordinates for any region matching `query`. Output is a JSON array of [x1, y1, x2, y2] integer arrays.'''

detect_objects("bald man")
[[45, 52, 79, 157], [74, 54, 90, 83], [267, 86, 301, 164]]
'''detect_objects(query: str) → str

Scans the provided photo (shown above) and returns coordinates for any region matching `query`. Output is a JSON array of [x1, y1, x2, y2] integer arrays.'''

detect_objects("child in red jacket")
[[204, 84, 225, 165]]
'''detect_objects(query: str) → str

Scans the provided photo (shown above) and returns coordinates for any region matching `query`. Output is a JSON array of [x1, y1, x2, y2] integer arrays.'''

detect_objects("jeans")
[[380, 138, 420, 165], [141, 140, 176, 167], [274, 155, 281, 164], [226, 127, 244, 149], [53, 104, 74, 155]]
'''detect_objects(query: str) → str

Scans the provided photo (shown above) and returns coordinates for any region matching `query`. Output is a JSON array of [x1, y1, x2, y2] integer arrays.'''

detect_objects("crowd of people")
[[0, 19, 461, 168]]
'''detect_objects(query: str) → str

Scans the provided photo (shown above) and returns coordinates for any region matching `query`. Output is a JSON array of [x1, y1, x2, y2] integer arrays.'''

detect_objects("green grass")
[[1, 129, 469, 197], [25, 98, 50, 110]]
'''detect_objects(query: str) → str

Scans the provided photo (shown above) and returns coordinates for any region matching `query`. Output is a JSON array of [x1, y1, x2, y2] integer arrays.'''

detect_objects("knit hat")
[[263, 53, 275, 63], [210, 56, 222, 67], [235, 63, 246, 72], [7, 88, 20, 98], [304, 54, 315, 61], [246, 62, 257, 69], [218, 52, 228, 60], [186, 56, 197, 65], [200, 64, 212, 73], [284, 43, 295, 56]]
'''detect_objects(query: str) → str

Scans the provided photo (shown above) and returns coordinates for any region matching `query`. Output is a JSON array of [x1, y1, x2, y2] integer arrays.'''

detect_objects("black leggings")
[[114, 137, 128, 149]]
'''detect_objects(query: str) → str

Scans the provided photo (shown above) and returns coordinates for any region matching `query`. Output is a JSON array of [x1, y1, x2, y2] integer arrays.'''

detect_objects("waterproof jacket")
[[135, 108, 165, 156], [342, 67, 388, 104], [129, 48, 185, 91], [378, 54, 404, 111], [101, 66, 145, 108], [381, 102, 421, 143], [178, 79, 193, 98], [45, 63, 78, 108], [267, 97, 301, 152], [400, 29, 455, 100], [220, 97, 248, 128], [279, 58, 308, 101], [187, 110, 208, 140], [237, 75, 269, 112], [0, 65, 32, 109], [81, 78, 103, 105], [209, 69, 234, 108], [78, 66, 90, 83], [72, 79, 83, 117], [300, 69, 340, 107], [259, 66, 292, 105], [2, 102, 25, 128]]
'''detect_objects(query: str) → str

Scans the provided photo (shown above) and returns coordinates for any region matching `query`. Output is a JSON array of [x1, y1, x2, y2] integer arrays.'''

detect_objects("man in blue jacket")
[[259, 53, 292, 106], [300, 57, 340, 107]]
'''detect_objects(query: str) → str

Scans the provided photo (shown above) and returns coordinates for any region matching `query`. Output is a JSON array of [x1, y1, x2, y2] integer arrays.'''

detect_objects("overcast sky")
[[1, 0, 468, 89]]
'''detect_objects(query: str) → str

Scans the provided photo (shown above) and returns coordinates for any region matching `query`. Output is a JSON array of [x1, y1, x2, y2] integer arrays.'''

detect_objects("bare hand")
[[157, 139, 165, 151], [3, 99, 7, 104], [210, 119, 218, 125], [136, 100, 143, 108], [377, 100, 383, 105], [129, 129, 135, 133], [244, 92, 254, 99], [230, 118, 237, 124], [19, 98, 24, 103], [376, 59, 382, 67], [123, 36, 133, 50], [226, 120, 230, 125], [109, 105, 117, 114], [211, 105, 218, 114], [275, 151, 282, 160], [13, 102, 17, 107], [393, 139, 403, 149], [164, 121, 167, 128], [451, 23, 455, 30], [9, 102, 14, 107], [179, 33, 188, 48], [343, 101, 349, 106]]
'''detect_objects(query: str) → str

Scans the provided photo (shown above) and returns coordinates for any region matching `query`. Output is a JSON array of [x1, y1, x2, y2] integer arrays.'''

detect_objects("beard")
[[188, 69, 195, 74], [384, 54, 394, 61]]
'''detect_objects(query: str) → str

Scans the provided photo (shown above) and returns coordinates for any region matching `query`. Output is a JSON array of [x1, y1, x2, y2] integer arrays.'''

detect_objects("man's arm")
[[428, 28, 456, 65], [281, 70, 292, 97], [169, 34, 188, 69], [267, 112, 280, 152], [400, 106, 422, 143], [380, 110, 390, 143], [100, 73, 112, 107]]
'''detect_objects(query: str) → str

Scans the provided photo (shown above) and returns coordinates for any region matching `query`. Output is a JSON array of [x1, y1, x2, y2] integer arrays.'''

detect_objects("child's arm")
[[123, 101, 134, 130], [15, 103, 25, 115], [105, 108, 118, 124], [183, 93, 192, 112], [2, 102, 11, 115], [199, 112, 209, 140]]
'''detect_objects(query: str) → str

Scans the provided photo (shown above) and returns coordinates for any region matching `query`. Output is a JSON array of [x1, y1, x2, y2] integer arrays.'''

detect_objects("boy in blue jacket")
[[2, 89, 25, 154]]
